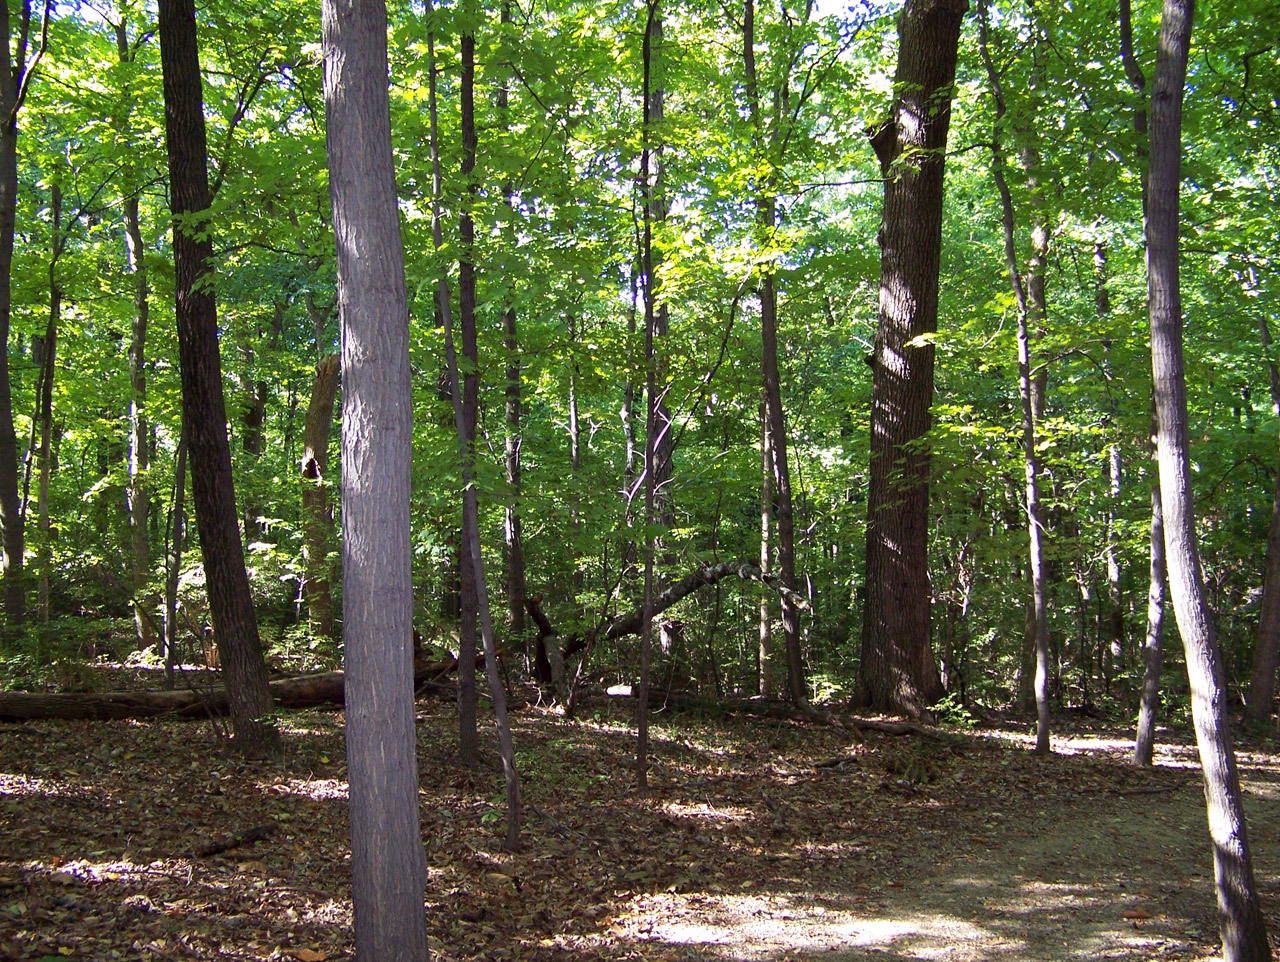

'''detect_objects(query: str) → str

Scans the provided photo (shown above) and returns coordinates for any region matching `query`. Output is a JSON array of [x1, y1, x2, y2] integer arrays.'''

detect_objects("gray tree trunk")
[[322, 0, 428, 954], [300, 353, 339, 640], [1146, 1, 1269, 956]]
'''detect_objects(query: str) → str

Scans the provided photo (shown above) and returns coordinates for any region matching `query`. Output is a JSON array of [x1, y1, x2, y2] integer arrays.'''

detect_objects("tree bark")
[[426, 0, 521, 851], [1147, 1, 1269, 956], [856, 0, 964, 718], [35, 184, 60, 623], [322, 0, 429, 954], [1134, 475, 1166, 765], [0, 0, 48, 629], [456, 27, 481, 765], [157, 0, 277, 756], [978, 0, 1050, 753], [163, 432, 188, 690], [301, 353, 339, 640], [758, 394, 774, 697]]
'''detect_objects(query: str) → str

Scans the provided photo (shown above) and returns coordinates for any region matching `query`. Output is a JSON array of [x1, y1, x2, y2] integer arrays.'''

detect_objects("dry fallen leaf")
[[283, 948, 328, 962], [1122, 907, 1153, 920]]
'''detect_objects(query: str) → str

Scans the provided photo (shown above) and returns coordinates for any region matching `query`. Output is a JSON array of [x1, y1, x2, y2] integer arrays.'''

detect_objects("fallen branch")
[[194, 822, 277, 858]]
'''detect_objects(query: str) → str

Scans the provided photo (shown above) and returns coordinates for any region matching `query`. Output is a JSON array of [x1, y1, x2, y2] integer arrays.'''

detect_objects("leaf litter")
[[3, 692, 1280, 961]]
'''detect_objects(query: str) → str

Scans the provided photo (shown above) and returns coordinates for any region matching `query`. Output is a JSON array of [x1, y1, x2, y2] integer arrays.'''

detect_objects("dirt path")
[[632, 735, 1280, 961]]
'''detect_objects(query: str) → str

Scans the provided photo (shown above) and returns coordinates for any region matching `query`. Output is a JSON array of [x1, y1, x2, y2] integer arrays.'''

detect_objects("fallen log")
[[0, 657, 461, 723]]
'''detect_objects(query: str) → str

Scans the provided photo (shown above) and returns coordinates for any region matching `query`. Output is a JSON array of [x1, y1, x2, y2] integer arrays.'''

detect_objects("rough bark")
[[1147, 1, 1269, 956], [978, 0, 1050, 753], [0, 0, 49, 629], [856, 0, 964, 717], [322, 0, 428, 954], [157, 0, 277, 756], [300, 353, 339, 640]]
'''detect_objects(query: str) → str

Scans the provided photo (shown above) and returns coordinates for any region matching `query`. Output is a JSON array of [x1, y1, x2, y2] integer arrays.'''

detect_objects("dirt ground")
[[2, 682, 1279, 961]]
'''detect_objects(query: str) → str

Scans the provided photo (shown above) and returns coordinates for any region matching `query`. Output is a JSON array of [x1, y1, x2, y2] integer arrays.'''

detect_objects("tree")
[[1146, 0, 1270, 956], [300, 353, 339, 640], [322, 0, 429, 955], [0, 0, 50, 628], [157, 0, 277, 756], [856, 0, 966, 718]]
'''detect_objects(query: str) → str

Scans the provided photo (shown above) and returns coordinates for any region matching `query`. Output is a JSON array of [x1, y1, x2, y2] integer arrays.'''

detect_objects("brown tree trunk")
[[300, 353, 339, 640], [35, 184, 60, 623], [426, 0, 521, 850], [1147, 1, 1269, 956], [758, 394, 774, 697], [455, 28, 481, 765], [322, 0, 429, 952], [163, 432, 187, 690], [157, 0, 277, 756], [978, 0, 1050, 753], [0, 0, 47, 629], [856, 0, 964, 717]]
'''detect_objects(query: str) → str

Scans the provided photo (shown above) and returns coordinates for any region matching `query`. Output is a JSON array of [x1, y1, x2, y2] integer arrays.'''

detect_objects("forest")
[[1, 0, 1279, 958]]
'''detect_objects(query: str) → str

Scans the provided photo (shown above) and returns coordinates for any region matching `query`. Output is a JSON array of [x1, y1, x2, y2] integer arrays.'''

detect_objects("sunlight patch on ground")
[[633, 892, 994, 960], [0, 774, 90, 798], [259, 777, 348, 801], [661, 799, 752, 821]]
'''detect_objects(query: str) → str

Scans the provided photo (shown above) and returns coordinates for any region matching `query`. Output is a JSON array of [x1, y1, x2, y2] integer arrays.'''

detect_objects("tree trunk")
[[758, 394, 774, 697], [1147, 1, 1269, 956], [426, 0, 521, 851], [157, 0, 277, 757], [35, 184, 60, 624], [1134, 475, 1166, 765], [322, 0, 429, 953], [856, 0, 964, 717], [1246, 306, 1280, 726], [0, 0, 45, 629], [300, 353, 339, 640], [164, 432, 187, 690], [978, 0, 1050, 753], [455, 28, 481, 765]]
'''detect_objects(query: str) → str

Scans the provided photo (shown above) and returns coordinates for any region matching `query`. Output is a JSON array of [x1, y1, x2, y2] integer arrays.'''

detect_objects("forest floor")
[[3, 669, 1280, 961]]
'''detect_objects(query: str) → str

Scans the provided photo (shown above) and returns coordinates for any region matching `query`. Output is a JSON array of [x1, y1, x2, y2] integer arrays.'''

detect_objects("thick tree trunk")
[[157, 0, 277, 757], [300, 353, 339, 640], [322, 0, 429, 954], [1147, 1, 1269, 957], [856, 0, 964, 717], [0, 0, 44, 629]]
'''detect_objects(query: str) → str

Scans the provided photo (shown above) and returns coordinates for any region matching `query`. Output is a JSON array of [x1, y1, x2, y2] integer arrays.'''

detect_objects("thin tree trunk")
[[35, 184, 60, 623], [300, 353, 339, 640], [426, 0, 520, 851], [498, 0, 526, 639], [978, 0, 1049, 753], [758, 393, 774, 697], [1247, 307, 1280, 726], [322, 0, 429, 953], [157, 0, 277, 756], [456, 27, 481, 765], [163, 432, 187, 690], [646, 3, 673, 555], [116, 18, 155, 652], [636, 0, 663, 792], [1147, 1, 1269, 956], [857, 0, 964, 717], [1134, 473, 1166, 765]]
